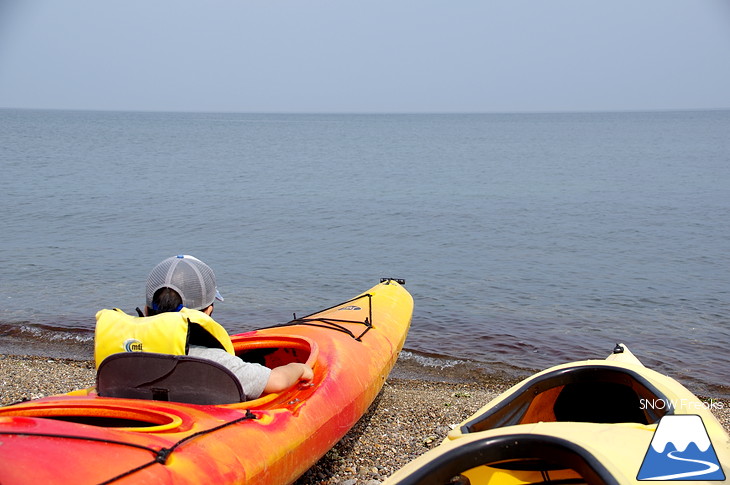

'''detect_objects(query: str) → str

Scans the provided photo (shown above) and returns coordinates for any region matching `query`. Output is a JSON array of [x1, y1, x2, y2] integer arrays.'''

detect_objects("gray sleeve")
[[188, 345, 271, 400]]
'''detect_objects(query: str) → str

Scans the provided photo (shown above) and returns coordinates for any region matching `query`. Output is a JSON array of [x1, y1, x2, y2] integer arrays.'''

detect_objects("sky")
[[0, 0, 729, 113]]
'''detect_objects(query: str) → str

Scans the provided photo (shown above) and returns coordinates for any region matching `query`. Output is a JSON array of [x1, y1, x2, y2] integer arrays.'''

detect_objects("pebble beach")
[[1, 355, 728, 484]]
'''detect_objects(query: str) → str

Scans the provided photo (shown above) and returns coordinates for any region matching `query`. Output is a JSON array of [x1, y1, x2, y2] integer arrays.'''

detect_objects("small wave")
[[0, 322, 94, 360], [398, 350, 465, 370], [19, 325, 93, 344], [394, 349, 535, 386], [0, 322, 93, 344]]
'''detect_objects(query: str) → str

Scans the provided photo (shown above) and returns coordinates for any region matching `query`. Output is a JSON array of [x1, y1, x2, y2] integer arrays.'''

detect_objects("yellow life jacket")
[[94, 307, 235, 368]]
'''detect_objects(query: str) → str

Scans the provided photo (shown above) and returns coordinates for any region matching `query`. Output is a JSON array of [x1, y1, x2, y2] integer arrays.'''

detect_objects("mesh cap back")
[[146, 255, 223, 311]]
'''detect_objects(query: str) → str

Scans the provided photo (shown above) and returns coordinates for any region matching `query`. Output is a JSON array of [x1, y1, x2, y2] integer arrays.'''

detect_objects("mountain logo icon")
[[637, 414, 726, 481]]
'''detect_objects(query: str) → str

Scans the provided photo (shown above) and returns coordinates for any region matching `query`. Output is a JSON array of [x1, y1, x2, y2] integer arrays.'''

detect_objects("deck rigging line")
[[261, 292, 375, 341]]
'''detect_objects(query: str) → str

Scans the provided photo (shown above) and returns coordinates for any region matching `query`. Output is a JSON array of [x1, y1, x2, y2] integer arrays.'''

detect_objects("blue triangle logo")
[[638, 415, 726, 481]]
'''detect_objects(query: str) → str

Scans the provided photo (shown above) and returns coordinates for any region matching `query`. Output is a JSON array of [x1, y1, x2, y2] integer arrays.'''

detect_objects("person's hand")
[[299, 364, 314, 382], [265, 362, 314, 393], [298, 364, 314, 387]]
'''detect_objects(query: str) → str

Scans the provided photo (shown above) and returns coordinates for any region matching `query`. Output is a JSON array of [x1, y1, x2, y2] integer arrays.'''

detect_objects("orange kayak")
[[0, 279, 413, 484]]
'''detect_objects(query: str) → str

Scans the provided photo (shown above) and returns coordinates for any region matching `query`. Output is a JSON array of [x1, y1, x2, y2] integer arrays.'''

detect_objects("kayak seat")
[[461, 365, 670, 433], [96, 352, 245, 405], [553, 381, 647, 424]]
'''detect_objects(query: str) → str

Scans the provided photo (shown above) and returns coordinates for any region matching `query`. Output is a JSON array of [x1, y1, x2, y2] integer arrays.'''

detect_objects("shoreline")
[[2, 330, 728, 401], [1, 355, 728, 484]]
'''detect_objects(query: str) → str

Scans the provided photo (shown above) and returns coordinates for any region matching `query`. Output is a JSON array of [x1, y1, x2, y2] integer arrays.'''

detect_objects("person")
[[95, 254, 313, 400]]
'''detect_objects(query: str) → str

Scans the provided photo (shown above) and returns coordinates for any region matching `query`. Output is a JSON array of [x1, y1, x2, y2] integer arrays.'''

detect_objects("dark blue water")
[[1, 109, 728, 397]]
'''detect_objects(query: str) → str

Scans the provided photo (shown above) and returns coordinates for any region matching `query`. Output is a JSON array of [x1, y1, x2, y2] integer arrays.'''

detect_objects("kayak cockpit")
[[0, 404, 185, 432], [390, 432, 620, 485], [232, 334, 316, 371], [461, 364, 672, 434]]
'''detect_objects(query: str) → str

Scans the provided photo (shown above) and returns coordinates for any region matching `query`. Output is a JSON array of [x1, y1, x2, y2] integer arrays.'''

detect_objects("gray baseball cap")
[[146, 255, 224, 311]]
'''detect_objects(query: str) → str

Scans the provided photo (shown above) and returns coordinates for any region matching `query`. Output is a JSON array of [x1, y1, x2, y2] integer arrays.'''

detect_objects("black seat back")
[[97, 352, 245, 405]]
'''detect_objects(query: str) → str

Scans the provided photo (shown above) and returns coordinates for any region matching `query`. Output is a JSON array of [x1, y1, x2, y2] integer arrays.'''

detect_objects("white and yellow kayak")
[[385, 344, 729, 484]]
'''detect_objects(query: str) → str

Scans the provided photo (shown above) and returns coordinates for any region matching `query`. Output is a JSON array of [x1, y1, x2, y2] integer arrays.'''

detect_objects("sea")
[[1, 108, 728, 399]]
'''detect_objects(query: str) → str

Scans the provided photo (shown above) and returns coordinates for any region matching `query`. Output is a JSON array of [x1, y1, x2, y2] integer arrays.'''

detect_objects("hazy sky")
[[1, 0, 729, 113]]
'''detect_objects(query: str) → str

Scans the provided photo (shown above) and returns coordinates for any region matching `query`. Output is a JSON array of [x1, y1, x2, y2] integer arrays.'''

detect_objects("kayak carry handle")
[[380, 278, 406, 285]]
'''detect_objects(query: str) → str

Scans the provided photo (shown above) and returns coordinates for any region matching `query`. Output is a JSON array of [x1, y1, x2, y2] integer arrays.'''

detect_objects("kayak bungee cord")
[[259, 278, 405, 341], [262, 292, 375, 341], [0, 409, 257, 485]]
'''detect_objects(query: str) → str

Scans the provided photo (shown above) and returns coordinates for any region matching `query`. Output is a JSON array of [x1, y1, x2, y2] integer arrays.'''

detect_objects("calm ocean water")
[[1, 109, 728, 398]]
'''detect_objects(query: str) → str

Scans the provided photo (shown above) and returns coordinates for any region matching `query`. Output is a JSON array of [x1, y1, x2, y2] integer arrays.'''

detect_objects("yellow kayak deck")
[[386, 345, 729, 484]]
